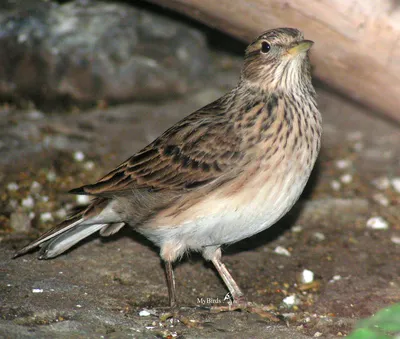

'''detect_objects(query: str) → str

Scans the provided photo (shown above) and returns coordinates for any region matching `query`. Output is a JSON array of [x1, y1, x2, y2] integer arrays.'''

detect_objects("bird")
[[14, 27, 322, 317]]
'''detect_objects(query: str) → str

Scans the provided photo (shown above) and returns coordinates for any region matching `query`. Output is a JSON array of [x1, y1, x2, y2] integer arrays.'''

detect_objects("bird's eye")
[[261, 41, 271, 53]]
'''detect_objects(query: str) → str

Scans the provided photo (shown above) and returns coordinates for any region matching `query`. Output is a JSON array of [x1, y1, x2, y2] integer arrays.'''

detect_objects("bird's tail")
[[13, 197, 125, 259]]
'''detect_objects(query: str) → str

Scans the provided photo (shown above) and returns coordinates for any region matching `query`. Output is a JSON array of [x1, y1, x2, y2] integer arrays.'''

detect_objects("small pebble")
[[274, 246, 291, 257], [340, 174, 353, 184], [32, 288, 43, 293], [46, 171, 57, 182], [330, 180, 341, 191], [335, 159, 351, 169], [366, 217, 389, 230], [372, 193, 389, 206], [282, 295, 300, 307], [314, 332, 323, 337], [139, 309, 151, 317], [291, 225, 303, 233], [372, 177, 390, 190], [329, 275, 342, 283], [55, 208, 67, 219], [7, 182, 19, 191], [30, 181, 42, 194], [84, 161, 95, 171], [297, 269, 314, 284], [40, 212, 53, 222], [312, 232, 326, 241], [76, 304, 82, 308], [76, 195, 90, 205], [41, 195, 49, 203], [391, 236, 400, 245], [391, 178, 400, 193], [21, 196, 35, 209], [73, 151, 85, 162]]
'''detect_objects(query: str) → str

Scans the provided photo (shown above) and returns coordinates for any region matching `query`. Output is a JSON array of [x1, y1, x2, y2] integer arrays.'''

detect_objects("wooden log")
[[149, 0, 400, 123]]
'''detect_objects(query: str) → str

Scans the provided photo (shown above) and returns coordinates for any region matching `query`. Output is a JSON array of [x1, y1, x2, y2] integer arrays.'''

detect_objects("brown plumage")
[[14, 28, 322, 316]]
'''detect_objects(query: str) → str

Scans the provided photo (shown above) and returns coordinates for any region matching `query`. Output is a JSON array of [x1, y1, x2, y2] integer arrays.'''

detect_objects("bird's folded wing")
[[70, 102, 244, 196]]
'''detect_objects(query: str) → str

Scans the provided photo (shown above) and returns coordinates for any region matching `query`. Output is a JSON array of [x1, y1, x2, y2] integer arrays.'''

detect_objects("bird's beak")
[[287, 40, 314, 56]]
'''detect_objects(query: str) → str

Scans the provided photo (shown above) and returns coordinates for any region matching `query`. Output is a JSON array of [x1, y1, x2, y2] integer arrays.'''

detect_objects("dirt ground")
[[0, 54, 399, 338]]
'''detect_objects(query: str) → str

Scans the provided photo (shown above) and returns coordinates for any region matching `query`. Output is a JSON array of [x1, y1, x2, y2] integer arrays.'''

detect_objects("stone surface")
[[0, 0, 210, 104], [0, 42, 399, 338]]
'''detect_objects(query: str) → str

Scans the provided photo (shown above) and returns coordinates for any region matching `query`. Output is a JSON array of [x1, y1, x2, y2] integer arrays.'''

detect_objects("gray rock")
[[0, 0, 210, 104]]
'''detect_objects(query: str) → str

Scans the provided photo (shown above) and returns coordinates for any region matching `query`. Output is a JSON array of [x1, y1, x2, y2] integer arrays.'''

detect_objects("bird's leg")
[[210, 250, 245, 303], [161, 259, 200, 327], [203, 247, 280, 322], [165, 260, 177, 309]]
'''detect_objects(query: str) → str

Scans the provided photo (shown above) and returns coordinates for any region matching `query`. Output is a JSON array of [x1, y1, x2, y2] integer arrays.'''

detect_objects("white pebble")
[[330, 180, 341, 191], [291, 225, 303, 233], [139, 309, 151, 317], [329, 275, 342, 283], [84, 161, 95, 171], [41, 195, 49, 203], [21, 196, 35, 209], [312, 232, 326, 241], [391, 178, 400, 193], [372, 177, 390, 190], [40, 212, 53, 222], [76, 195, 90, 205], [46, 171, 57, 182], [274, 246, 291, 257], [390, 236, 400, 245], [314, 332, 323, 337], [372, 193, 389, 206], [335, 159, 351, 169], [366, 217, 389, 230], [76, 304, 82, 308], [340, 174, 353, 184], [73, 151, 85, 162], [55, 208, 67, 219], [298, 269, 314, 284], [32, 288, 43, 293], [7, 182, 19, 191], [282, 295, 300, 307], [30, 181, 42, 194]]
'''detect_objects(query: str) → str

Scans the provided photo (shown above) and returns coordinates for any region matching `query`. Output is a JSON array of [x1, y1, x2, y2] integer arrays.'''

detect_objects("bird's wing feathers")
[[70, 99, 244, 196]]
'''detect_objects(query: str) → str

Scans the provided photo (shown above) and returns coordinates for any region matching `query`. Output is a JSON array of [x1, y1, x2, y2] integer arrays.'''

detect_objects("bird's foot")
[[159, 307, 201, 327], [210, 296, 280, 322]]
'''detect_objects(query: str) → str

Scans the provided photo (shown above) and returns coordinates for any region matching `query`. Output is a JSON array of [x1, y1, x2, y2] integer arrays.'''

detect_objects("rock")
[[0, 0, 210, 105], [10, 210, 32, 232]]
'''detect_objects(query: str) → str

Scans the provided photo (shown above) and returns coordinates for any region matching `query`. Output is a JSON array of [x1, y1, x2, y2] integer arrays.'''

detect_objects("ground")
[[0, 55, 399, 338]]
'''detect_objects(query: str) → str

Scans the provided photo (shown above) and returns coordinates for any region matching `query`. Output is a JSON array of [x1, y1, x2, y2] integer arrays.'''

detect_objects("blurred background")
[[0, 1, 399, 338]]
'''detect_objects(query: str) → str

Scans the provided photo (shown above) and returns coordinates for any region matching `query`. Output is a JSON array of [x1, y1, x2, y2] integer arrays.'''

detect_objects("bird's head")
[[242, 28, 314, 93]]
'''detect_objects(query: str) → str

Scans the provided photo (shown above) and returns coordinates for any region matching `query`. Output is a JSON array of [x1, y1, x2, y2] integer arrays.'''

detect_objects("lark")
[[15, 28, 322, 317]]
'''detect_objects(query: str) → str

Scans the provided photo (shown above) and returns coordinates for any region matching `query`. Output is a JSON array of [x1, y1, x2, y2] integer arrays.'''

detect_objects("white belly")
[[141, 160, 312, 255]]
